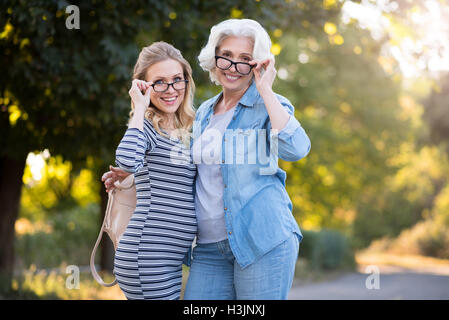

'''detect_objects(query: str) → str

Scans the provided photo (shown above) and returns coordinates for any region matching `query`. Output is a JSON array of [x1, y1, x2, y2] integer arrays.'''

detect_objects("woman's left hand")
[[249, 58, 277, 94], [101, 165, 131, 193]]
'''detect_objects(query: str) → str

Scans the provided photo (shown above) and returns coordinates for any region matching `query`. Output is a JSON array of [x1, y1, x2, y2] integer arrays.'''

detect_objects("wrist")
[[258, 86, 274, 98], [133, 105, 147, 114]]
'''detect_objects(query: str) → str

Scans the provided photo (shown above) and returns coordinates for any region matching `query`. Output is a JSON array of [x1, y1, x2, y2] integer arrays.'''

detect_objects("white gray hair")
[[198, 19, 274, 84]]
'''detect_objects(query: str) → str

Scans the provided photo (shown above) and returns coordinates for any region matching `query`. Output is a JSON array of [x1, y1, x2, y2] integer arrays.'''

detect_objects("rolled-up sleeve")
[[115, 122, 157, 173], [269, 98, 311, 162]]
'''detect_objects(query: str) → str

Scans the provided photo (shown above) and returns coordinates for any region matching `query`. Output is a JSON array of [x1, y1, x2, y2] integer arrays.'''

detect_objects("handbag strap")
[[90, 189, 117, 287]]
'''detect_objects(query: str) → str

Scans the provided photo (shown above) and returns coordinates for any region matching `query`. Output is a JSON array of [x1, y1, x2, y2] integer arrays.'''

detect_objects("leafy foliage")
[[298, 229, 356, 270], [15, 203, 100, 270], [423, 72, 449, 153], [0, 0, 339, 169]]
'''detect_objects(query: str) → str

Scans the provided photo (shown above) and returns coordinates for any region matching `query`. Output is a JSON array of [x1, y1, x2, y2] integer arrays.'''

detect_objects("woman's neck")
[[161, 113, 176, 130], [220, 85, 248, 111]]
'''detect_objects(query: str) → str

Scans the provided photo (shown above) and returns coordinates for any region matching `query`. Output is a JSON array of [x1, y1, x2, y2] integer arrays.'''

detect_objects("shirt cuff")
[[271, 114, 302, 139]]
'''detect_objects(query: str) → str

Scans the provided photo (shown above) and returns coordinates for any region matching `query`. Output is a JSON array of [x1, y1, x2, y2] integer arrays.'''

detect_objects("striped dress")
[[113, 118, 197, 300]]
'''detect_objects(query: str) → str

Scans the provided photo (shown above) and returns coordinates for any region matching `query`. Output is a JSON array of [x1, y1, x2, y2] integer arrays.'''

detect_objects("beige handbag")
[[90, 174, 136, 287]]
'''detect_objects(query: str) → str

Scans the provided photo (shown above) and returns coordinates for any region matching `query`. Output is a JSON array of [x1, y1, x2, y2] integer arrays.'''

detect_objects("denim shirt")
[[186, 80, 311, 268]]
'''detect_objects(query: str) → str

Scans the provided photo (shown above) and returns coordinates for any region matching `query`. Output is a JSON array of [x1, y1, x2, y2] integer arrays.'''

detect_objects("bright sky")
[[341, 0, 449, 78], [26, 149, 50, 183]]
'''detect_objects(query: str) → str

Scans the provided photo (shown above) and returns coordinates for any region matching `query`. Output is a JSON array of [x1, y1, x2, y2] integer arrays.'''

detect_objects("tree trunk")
[[99, 179, 115, 273], [0, 154, 27, 289]]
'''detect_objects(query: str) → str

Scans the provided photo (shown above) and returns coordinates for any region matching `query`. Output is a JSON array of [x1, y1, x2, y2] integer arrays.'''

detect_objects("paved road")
[[288, 265, 449, 300]]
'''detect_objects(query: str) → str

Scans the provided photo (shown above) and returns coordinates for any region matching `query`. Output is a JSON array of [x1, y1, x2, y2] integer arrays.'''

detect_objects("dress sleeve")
[[115, 119, 157, 173]]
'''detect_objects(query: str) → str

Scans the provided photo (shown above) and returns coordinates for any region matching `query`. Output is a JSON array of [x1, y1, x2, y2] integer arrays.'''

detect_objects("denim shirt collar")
[[208, 80, 259, 111]]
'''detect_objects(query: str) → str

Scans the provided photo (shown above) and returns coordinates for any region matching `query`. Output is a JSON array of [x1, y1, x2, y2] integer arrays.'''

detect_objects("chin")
[[151, 103, 177, 114], [160, 106, 180, 114]]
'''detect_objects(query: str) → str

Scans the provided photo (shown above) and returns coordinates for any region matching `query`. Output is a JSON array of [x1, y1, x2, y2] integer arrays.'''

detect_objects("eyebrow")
[[151, 73, 184, 80], [220, 49, 253, 57]]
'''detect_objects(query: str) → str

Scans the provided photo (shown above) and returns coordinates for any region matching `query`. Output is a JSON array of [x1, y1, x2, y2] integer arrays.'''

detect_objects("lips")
[[223, 72, 241, 82], [161, 96, 177, 102], [160, 96, 178, 105]]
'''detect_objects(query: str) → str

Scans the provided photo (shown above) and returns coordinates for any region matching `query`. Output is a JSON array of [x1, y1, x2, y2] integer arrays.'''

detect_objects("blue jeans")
[[184, 232, 299, 300]]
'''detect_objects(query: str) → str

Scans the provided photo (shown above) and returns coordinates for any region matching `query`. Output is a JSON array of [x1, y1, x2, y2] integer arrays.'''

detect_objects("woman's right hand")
[[129, 79, 152, 110], [101, 165, 132, 193]]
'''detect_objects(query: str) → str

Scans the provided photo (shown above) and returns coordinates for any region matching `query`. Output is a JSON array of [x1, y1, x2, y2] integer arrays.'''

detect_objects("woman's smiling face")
[[145, 59, 185, 115], [215, 36, 254, 92]]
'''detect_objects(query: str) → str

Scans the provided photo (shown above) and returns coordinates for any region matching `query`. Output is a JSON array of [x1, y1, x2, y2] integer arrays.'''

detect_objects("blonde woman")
[[106, 41, 197, 300]]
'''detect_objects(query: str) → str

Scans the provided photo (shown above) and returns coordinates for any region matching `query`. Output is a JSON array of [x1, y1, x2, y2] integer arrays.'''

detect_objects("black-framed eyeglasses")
[[215, 56, 254, 75], [150, 79, 188, 92]]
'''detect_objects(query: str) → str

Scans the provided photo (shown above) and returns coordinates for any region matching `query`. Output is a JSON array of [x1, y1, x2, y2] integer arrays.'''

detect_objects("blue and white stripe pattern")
[[113, 118, 197, 300]]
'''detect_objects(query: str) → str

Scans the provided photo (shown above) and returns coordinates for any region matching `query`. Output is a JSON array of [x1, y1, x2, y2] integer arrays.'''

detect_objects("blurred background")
[[1, 0, 449, 300]]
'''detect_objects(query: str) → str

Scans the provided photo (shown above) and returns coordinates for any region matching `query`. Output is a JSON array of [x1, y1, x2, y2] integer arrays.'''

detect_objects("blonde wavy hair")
[[128, 41, 196, 142]]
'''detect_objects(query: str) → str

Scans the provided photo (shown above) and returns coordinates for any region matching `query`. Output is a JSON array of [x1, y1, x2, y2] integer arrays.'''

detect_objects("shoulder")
[[275, 92, 293, 107], [258, 91, 294, 113], [195, 93, 221, 119], [143, 117, 159, 142], [258, 91, 293, 106], [143, 117, 155, 131], [254, 91, 295, 114]]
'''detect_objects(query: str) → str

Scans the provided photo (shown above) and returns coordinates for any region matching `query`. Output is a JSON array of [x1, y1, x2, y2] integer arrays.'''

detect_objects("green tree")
[[423, 73, 449, 153]]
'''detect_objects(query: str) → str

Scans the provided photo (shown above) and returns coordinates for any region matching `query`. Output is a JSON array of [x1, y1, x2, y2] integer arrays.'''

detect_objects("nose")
[[166, 83, 176, 93], [229, 63, 237, 73]]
